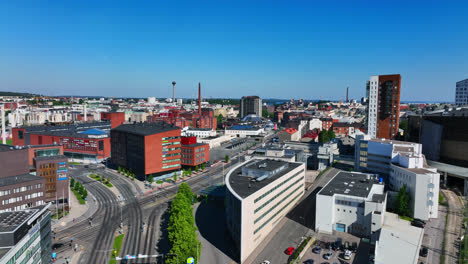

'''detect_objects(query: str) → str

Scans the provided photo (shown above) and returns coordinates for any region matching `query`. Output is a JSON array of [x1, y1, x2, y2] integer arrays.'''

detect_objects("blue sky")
[[0, 0, 467, 101]]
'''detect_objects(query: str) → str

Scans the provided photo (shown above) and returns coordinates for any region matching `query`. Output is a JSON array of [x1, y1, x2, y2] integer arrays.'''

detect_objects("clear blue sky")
[[0, 0, 467, 101]]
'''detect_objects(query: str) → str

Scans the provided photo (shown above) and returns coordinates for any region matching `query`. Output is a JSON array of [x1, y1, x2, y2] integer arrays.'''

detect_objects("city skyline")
[[1, 1, 467, 101]]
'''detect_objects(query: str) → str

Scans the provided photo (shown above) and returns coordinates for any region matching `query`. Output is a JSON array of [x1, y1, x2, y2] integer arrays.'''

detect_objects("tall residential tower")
[[367, 74, 401, 139], [240, 96, 262, 118]]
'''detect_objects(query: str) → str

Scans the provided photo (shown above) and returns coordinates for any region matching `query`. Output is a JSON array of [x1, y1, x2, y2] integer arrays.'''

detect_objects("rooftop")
[[112, 122, 180, 136], [319, 171, 382, 198], [0, 174, 44, 187], [0, 144, 23, 152], [368, 138, 417, 146], [227, 159, 302, 199], [0, 208, 39, 233], [376, 212, 423, 264]]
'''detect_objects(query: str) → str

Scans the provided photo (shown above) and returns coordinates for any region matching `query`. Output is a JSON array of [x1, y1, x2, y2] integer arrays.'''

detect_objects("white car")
[[262, 261, 270, 264], [344, 250, 352, 260]]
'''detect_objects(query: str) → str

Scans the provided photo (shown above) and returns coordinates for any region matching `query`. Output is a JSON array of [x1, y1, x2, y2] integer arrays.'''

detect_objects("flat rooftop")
[[376, 212, 423, 264], [227, 159, 302, 199], [319, 171, 382, 198], [368, 138, 416, 146], [112, 122, 180, 136], [0, 174, 44, 186], [0, 208, 39, 233]]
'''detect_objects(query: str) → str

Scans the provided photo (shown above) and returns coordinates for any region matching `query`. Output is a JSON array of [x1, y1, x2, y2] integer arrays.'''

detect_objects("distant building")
[[12, 122, 112, 162], [181, 127, 216, 138], [225, 125, 264, 138], [0, 205, 52, 264], [331, 122, 364, 138], [226, 159, 305, 263], [245, 145, 305, 163], [240, 96, 262, 118], [455, 79, 468, 105], [278, 127, 300, 142], [180, 136, 209, 167], [315, 171, 386, 242], [320, 117, 333, 131], [111, 122, 181, 178], [100, 112, 125, 129], [317, 142, 339, 171], [367, 74, 401, 139]]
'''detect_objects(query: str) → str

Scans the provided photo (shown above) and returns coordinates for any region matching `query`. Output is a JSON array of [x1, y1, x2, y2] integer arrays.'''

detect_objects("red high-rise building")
[[367, 74, 401, 139]]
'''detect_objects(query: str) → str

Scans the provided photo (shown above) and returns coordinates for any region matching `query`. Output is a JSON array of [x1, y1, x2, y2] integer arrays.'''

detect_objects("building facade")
[[180, 136, 209, 167], [367, 74, 401, 139], [355, 136, 440, 220], [111, 122, 181, 178], [455, 79, 468, 105], [226, 159, 305, 263], [0, 205, 52, 264], [240, 96, 262, 118], [34, 155, 69, 204], [315, 171, 386, 241]]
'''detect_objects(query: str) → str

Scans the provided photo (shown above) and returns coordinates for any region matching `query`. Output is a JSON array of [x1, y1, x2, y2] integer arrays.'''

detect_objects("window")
[[98, 140, 104, 151], [18, 130, 24, 139]]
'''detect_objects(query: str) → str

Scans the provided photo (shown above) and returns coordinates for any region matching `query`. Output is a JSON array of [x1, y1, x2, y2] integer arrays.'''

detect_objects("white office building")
[[226, 159, 305, 263], [456, 78, 468, 105], [315, 171, 386, 241], [375, 212, 424, 264], [355, 136, 440, 220], [367, 76, 379, 138], [181, 127, 216, 138]]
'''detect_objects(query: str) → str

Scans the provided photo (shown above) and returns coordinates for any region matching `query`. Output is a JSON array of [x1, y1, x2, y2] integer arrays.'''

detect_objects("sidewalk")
[[53, 190, 98, 231]]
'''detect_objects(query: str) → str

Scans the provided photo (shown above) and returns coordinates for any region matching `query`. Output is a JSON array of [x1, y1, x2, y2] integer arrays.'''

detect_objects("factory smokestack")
[[198, 82, 201, 115], [172, 81, 176, 104], [1, 104, 5, 144], [346, 87, 349, 102]]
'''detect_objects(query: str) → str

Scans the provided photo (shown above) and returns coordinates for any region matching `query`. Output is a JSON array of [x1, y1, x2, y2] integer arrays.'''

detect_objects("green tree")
[[201, 163, 205, 170], [148, 175, 154, 185], [188, 168, 192, 176], [157, 180, 163, 188], [173, 172, 178, 182], [319, 129, 335, 143], [225, 155, 229, 163], [79, 99, 84, 104], [132, 173, 135, 181], [82, 189, 88, 199], [399, 119, 408, 134], [216, 114, 224, 125], [394, 185, 411, 217], [118, 166, 122, 173], [327, 130, 336, 141], [74, 181, 80, 191], [126, 170, 130, 177], [70, 178, 75, 188], [195, 165, 199, 172]]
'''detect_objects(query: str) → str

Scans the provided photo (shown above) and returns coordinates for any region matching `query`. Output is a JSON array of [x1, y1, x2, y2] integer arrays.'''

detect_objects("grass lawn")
[[88, 174, 113, 188], [109, 234, 125, 264], [399, 215, 414, 222], [71, 188, 86, 204], [5, 139, 12, 145], [69, 161, 81, 165], [51, 210, 69, 219]]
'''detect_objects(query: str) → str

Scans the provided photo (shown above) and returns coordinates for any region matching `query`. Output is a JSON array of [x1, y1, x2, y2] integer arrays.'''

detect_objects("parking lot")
[[300, 232, 371, 264]]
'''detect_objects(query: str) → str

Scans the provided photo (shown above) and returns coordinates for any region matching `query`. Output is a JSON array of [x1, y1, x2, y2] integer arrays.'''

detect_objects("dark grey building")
[[240, 96, 262, 118], [0, 204, 52, 264]]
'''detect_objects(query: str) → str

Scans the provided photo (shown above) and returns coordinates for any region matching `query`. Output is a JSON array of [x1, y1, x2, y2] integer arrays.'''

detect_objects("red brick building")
[[147, 108, 217, 130], [111, 122, 182, 179], [181, 136, 209, 167], [101, 112, 126, 128], [331, 122, 365, 137], [12, 122, 111, 161], [320, 117, 334, 131]]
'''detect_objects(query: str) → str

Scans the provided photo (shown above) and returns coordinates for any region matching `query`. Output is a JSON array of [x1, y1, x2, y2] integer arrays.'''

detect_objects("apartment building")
[[367, 74, 401, 139], [240, 96, 262, 118], [455, 78, 468, 105]]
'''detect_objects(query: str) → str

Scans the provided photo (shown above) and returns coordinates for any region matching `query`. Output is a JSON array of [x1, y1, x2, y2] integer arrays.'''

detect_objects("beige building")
[[226, 159, 305, 263]]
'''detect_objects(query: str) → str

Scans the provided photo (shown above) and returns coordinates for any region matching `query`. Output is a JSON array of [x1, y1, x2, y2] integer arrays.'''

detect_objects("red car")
[[285, 247, 295, 255]]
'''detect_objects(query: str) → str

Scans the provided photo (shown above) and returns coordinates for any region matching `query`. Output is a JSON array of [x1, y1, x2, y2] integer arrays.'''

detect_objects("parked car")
[[414, 218, 426, 225], [313, 246, 322, 254], [344, 250, 352, 260], [286, 247, 295, 255], [261, 261, 270, 264], [303, 260, 314, 264], [343, 241, 350, 250], [420, 247, 428, 257], [323, 252, 333, 260], [411, 220, 425, 228]]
